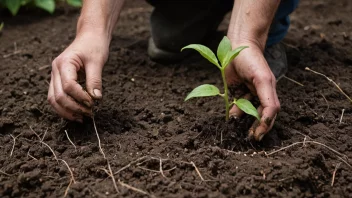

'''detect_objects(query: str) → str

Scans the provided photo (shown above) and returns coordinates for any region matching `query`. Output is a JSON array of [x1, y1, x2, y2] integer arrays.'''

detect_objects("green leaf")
[[185, 84, 220, 101], [217, 36, 231, 67], [66, 0, 82, 7], [34, 0, 55, 14], [234, 98, 260, 120], [181, 44, 220, 68], [0, 22, 4, 32], [222, 46, 248, 69], [5, 0, 22, 15]]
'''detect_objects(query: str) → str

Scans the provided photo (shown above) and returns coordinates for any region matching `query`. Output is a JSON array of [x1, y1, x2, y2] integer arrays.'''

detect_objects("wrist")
[[76, 17, 113, 42]]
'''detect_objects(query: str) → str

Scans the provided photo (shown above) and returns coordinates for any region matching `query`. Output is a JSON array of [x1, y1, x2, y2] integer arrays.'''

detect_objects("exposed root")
[[283, 75, 304, 87], [92, 114, 119, 194], [64, 130, 77, 151], [118, 180, 153, 197], [331, 162, 341, 187], [305, 67, 352, 104]]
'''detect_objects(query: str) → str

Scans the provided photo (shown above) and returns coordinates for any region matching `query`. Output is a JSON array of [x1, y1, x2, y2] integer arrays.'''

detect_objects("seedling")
[[181, 36, 260, 122]]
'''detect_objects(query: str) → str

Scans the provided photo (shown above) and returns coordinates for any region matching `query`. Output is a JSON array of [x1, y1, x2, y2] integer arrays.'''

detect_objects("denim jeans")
[[147, 0, 300, 49]]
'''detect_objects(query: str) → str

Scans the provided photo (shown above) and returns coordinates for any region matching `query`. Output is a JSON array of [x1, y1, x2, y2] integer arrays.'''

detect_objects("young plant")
[[181, 36, 260, 122]]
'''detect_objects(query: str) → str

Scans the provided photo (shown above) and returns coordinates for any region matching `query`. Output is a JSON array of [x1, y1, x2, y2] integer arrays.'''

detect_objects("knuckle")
[[62, 80, 74, 93], [55, 92, 65, 103]]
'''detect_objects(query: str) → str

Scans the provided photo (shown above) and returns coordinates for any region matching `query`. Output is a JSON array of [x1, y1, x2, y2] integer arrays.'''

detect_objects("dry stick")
[[91, 115, 119, 193], [305, 67, 352, 104], [339, 109, 345, 125], [118, 180, 152, 197], [114, 156, 147, 175], [265, 140, 351, 168], [9, 133, 22, 157], [190, 161, 205, 181], [283, 75, 304, 87], [331, 162, 341, 187], [64, 130, 77, 151]]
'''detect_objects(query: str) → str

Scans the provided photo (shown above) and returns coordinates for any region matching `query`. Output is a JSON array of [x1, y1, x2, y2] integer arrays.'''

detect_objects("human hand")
[[47, 33, 110, 122], [225, 42, 280, 141]]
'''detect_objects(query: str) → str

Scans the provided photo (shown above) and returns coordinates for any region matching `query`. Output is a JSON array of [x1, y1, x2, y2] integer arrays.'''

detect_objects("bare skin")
[[48, 0, 281, 141]]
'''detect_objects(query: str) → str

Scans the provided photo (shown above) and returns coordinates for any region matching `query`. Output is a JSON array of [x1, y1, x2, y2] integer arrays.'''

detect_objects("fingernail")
[[248, 127, 254, 139], [258, 133, 265, 141], [93, 89, 102, 99], [230, 113, 238, 120], [83, 100, 91, 108]]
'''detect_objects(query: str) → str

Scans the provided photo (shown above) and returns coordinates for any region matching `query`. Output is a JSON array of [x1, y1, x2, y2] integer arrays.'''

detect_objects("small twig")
[[27, 149, 38, 161], [64, 130, 77, 151], [265, 140, 350, 168], [114, 157, 147, 175], [190, 161, 205, 181], [92, 115, 105, 158], [92, 114, 119, 193], [64, 178, 73, 197], [331, 162, 341, 187], [118, 180, 152, 197], [159, 157, 166, 178], [0, 170, 12, 177], [9, 135, 16, 157], [283, 75, 304, 87], [41, 128, 48, 142], [320, 92, 330, 118], [29, 125, 42, 140], [305, 67, 352, 104], [59, 159, 76, 183], [41, 142, 59, 162], [339, 109, 345, 125], [303, 101, 318, 116]]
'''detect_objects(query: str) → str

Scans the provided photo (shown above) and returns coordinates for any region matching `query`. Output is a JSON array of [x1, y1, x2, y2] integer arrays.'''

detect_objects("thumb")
[[85, 63, 103, 100]]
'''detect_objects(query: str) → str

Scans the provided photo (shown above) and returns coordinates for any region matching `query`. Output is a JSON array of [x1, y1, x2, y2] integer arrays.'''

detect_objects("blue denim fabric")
[[267, 0, 300, 46]]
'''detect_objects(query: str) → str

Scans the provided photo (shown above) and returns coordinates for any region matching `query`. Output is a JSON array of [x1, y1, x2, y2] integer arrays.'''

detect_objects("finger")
[[52, 64, 92, 118], [85, 62, 103, 100], [252, 74, 280, 141], [58, 62, 93, 107], [248, 106, 263, 140], [229, 93, 253, 118], [48, 74, 83, 122]]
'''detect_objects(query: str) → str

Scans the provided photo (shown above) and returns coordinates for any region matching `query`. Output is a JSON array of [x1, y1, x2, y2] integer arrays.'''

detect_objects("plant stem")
[[220, 69, 230, 122]]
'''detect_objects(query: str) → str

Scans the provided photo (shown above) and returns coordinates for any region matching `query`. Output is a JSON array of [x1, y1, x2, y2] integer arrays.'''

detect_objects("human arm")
[[47, 0, 125, 122], [225, 0, 281, 141]]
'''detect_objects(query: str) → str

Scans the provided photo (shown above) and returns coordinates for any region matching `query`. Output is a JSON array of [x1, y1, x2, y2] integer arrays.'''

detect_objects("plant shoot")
[[181, 36, 260, 122]]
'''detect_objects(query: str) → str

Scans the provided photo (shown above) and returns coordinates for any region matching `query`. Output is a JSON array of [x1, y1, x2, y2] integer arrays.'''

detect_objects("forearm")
[[227, 0, 280, 51], [77, 0, 125, 41]]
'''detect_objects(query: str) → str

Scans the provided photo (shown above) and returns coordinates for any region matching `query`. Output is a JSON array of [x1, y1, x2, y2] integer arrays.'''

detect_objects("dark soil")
[[1, 0, 352, 197]]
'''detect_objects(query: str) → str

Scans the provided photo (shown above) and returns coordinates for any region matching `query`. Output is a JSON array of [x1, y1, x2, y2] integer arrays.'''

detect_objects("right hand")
[[47, 33, 110, 122]]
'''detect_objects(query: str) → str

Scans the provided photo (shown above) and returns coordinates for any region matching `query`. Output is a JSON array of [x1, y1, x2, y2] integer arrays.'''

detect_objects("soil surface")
[[1, 0, 352, 197]]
